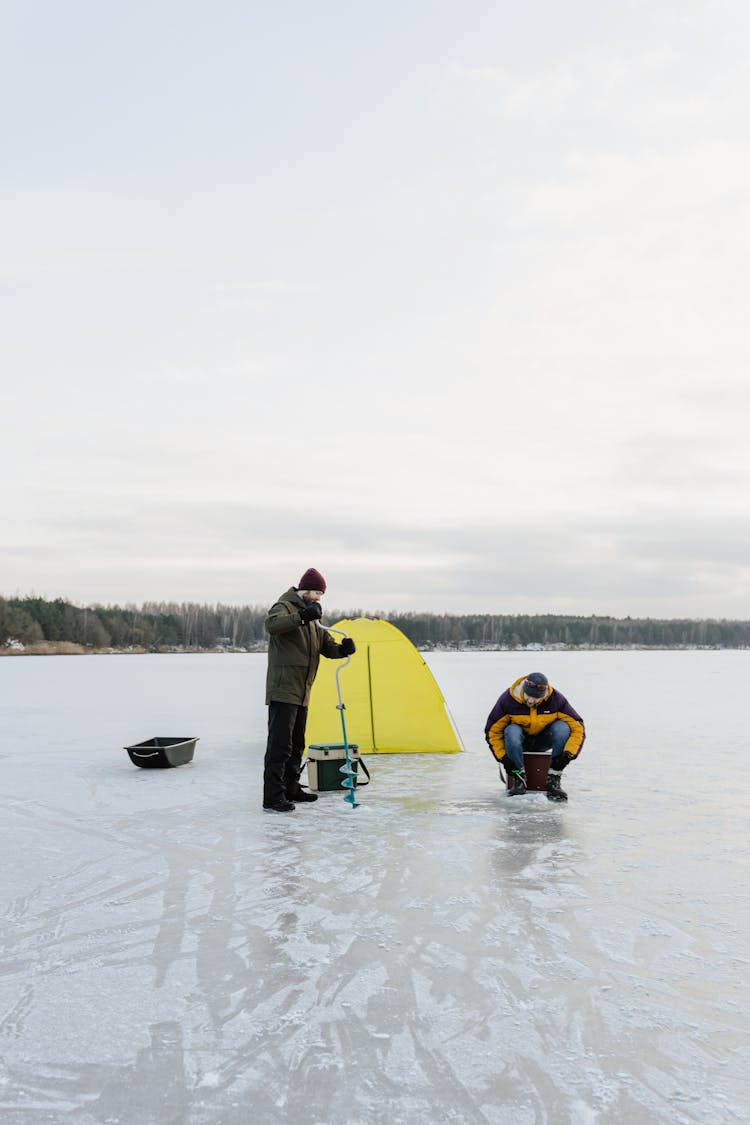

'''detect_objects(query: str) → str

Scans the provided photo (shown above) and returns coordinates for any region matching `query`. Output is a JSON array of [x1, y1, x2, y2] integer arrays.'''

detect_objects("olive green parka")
[[265, 587, 347, 706]]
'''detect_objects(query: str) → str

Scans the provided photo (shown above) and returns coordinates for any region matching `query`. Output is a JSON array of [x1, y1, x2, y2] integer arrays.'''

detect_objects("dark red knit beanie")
[[298, 567, 326, 593]]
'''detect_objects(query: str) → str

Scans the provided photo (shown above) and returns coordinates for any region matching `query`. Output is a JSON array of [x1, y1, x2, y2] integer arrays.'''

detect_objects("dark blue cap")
[[523, 672, 549, 698]]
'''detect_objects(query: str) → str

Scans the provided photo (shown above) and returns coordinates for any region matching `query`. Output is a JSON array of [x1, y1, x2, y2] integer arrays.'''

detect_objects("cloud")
[[7, 495, 750, 617], [5, 4, 750, 619], [443, 31, 737, 140]]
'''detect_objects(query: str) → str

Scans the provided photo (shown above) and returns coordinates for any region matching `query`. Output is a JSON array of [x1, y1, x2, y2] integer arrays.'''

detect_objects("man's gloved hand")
[[550, 750, 574, 771], [340, 637, 356, 656], [300, 602, 323, 624]]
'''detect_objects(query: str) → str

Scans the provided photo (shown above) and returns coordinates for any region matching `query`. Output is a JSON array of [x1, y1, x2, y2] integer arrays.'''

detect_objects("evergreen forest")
[[2, 595, 749, 653]]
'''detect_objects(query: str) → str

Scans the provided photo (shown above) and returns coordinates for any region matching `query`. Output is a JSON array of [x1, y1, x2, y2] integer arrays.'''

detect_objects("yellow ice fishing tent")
[[307, 617, 463, 754]]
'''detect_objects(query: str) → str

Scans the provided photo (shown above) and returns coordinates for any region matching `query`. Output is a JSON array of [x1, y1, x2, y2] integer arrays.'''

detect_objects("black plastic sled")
[[125, 736, 198, 769]]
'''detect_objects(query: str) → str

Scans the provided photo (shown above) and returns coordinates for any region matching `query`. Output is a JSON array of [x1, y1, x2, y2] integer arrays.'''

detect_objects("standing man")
[[484, 672, 585, 801], [263, 568, 355, 812]]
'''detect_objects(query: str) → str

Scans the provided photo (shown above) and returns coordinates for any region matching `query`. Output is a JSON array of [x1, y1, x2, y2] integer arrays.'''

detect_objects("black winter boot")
[[546, 771, 568, 802], [289, 785, 318, 803], [263, 798, 295, 812], [507, 768, 527, 796]]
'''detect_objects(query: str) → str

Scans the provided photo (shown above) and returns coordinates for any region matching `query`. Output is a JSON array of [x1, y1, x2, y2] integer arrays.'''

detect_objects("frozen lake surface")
[[0, 649, 748, 1124]]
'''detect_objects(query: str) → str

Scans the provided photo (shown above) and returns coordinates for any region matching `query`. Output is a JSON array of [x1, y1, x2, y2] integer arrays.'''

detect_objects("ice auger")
[[318, 624, 360, 808]]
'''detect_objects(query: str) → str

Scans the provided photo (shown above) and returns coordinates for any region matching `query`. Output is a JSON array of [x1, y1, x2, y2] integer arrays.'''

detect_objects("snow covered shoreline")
[[2, 642, 747, 657]]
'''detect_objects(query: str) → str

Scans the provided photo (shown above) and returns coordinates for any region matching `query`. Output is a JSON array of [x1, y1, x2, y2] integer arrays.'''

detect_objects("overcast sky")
[[3, 1, 750, 617]]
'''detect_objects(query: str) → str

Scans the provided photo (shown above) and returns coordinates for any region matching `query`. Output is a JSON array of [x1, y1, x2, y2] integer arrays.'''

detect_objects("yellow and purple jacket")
[[484, 675, 585, 762]]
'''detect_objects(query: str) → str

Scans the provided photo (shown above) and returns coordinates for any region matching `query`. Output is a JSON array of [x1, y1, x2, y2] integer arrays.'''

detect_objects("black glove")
[[550, 751, 574, 772], [299, 602, 322, 624], [340, 637, 356, 656]]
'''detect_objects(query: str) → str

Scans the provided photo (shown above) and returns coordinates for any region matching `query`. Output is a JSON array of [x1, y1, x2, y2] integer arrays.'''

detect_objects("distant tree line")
[[383, 611, 750, 649], [0, 597, 268, 651], [2, 596, 750, 651]]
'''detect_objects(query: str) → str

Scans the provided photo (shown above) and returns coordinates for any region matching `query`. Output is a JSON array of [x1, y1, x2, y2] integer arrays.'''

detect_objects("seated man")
[[484, 672, 585, 801]]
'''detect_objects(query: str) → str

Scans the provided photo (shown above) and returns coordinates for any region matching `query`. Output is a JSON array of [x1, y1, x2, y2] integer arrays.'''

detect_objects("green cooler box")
[[306, 743, 361, 791]]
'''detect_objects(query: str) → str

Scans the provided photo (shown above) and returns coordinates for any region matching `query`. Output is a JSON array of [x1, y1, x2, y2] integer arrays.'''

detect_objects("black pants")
[[263, 701, 307, 805]]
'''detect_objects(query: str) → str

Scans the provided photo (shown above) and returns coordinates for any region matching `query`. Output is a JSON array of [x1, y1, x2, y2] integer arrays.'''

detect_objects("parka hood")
[[282, 587, 305, 606]]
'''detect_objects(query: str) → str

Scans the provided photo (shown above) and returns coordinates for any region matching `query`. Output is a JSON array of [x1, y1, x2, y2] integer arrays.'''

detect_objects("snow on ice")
[[0, 649, 748, 1123]]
